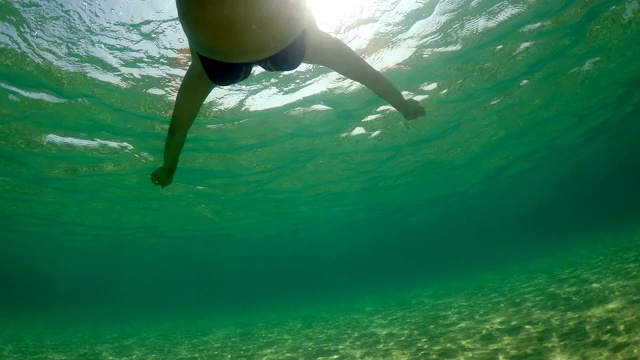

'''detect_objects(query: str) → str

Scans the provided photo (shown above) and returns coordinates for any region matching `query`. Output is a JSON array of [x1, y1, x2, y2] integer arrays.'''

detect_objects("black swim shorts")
[[196, 30, 308, 86]]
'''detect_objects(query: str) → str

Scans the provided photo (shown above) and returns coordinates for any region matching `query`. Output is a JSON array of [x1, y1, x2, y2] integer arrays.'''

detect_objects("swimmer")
[[151, 0, 426, 188]]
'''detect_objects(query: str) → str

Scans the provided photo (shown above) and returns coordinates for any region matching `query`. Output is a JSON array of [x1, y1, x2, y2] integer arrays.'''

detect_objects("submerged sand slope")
[[1, 236, 639, 359]]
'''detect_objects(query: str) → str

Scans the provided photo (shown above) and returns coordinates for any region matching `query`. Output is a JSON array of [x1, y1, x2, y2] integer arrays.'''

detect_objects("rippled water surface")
[[1, 0, 640, 358]]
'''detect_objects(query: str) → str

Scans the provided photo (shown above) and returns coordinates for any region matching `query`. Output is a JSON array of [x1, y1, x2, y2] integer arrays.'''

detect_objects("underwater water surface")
[[1, 0, 640, 358]]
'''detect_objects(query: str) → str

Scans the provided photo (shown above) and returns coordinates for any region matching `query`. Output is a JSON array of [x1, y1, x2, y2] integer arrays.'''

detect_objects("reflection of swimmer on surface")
[[173, 47, 191, 68], [151, 0, 426, 188]]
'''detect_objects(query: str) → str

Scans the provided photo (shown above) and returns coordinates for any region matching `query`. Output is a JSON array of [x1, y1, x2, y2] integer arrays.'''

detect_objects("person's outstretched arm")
[[303, 29, 425, 120], [151, 51, 215, 188]]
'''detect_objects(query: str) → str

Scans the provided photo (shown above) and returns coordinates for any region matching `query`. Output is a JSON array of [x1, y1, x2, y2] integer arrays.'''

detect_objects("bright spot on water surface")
[[307, 0, 370, 29]]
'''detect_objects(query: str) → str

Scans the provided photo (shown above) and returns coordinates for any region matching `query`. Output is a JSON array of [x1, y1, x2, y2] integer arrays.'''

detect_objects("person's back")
[[176, 0, 309, 62]]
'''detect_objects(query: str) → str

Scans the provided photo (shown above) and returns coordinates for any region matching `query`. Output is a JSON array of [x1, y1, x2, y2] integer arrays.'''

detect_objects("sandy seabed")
[[1, 237, 639, 360]]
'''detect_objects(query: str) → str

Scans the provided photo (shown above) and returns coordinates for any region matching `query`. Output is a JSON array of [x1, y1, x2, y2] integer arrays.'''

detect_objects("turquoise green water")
[[1, 0, 640, 358]]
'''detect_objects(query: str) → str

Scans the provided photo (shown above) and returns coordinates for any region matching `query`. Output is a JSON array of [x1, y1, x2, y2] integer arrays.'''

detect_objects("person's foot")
[[151, 165, 174, 188], [401, 99, 426, 120]]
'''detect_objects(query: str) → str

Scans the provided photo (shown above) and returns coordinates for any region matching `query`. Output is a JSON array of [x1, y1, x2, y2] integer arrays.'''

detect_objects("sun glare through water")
[[307, 0, 370, 30]]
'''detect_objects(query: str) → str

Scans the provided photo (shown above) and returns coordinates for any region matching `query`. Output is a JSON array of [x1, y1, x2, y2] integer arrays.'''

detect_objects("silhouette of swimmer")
[[151, 0, 426, 188]]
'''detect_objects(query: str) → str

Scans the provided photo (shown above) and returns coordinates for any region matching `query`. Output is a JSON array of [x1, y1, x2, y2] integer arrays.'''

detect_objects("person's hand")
[[151, 165, 174, 188], [401, 99, 426, 120]]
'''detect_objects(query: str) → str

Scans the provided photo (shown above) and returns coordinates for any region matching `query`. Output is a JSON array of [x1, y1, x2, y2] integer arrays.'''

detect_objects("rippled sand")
[[1, 237, 639, 359]]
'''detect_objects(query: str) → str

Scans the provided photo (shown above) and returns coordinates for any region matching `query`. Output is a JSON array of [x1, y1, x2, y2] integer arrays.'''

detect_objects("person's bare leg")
[[302, 19, 425, 120], [151, 49, 215, 188]]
